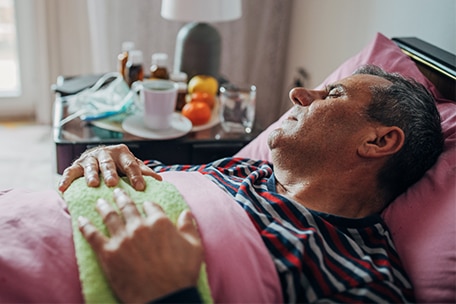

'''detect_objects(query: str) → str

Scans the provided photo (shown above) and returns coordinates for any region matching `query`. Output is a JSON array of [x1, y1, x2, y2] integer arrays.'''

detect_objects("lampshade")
[[161, 0, 242, 79], [161, 0, 241, 23]]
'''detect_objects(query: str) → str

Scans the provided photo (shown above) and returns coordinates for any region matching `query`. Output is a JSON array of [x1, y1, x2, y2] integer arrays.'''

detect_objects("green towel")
[[64, 176, 212, 304]]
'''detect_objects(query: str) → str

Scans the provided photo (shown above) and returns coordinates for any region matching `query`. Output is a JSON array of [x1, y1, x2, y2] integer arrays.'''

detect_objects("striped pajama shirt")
[[146, 157, 414, 303]]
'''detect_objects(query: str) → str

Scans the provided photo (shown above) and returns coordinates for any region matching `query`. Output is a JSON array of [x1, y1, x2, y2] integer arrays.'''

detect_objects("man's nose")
[[289, 87, 325, 106]]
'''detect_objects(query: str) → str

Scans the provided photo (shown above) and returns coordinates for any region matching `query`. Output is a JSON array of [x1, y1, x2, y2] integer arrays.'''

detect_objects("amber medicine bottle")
[[170, 71, 188, 111], [150, 53, 169, 80], [117, 41, 135, 80], [124, 50, 144, 87]]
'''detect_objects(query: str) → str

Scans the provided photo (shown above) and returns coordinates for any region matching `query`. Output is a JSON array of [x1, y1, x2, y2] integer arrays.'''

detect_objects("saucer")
[[122, 113, 192, 139], [191, 112, 220, 132], [91, 119, 124, 133]]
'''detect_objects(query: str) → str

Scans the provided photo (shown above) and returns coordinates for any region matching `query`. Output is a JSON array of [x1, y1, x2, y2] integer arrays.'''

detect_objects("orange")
[[181, 101, 212, 126], [190, 92, 215, 109]]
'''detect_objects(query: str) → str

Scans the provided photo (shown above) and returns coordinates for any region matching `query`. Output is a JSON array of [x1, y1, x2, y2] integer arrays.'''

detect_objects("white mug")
[[132, 79, 178, 130]]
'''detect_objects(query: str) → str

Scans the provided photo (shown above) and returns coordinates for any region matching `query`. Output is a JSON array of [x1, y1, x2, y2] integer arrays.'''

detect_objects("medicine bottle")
[[124, 50, 144, 87], [170, 71, 188, 111], [150, 53, 169, 80], [117, 41, 135, 80]]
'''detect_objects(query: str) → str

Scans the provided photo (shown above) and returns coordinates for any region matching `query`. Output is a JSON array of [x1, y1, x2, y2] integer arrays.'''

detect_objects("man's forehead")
[[335, 74, 392, 88], [328, 74, 393, 106]]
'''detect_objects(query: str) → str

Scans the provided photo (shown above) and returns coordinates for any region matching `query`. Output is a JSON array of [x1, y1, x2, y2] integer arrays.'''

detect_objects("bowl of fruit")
[[181, 75, 221, 131]]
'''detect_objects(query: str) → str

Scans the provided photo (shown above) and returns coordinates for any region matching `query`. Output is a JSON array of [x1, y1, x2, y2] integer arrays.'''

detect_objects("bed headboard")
[[392, 37, 456, 101]]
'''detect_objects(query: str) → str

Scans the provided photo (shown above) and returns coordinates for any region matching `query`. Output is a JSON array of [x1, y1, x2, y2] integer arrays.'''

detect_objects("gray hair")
[[354, 65, 444, 204]]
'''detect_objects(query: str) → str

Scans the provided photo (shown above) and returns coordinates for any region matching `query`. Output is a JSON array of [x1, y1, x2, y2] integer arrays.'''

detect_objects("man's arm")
[[59, 144, 161, 192], [78, 188, 204, 303]]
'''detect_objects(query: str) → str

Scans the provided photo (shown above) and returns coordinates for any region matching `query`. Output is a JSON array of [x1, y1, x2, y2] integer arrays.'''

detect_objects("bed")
[[0, 33, 454, 303]]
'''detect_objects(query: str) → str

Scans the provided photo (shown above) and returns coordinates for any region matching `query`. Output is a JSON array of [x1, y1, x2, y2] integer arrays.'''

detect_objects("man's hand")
[[78, 188, 203, 303], [59, 144, 162, 192]]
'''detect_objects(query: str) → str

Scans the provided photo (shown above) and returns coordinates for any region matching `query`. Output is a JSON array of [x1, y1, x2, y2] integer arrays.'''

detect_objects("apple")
[[188, 75, 218, 96]]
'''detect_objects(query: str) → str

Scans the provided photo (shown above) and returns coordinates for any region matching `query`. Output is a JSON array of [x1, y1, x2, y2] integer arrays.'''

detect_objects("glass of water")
[[219, 83, 256, 133]]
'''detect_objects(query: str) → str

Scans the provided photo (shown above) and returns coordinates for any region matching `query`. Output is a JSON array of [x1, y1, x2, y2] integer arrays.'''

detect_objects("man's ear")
[[358, 126, 405, 158]]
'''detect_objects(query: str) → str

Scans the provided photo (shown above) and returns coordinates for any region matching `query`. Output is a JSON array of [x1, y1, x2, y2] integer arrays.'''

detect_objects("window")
[[0, 0, 20, 96], [0, 0, 51, 122]]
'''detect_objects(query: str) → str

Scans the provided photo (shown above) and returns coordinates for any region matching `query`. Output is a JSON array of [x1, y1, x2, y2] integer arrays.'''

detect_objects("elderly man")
[[60, 65, 443, 303]]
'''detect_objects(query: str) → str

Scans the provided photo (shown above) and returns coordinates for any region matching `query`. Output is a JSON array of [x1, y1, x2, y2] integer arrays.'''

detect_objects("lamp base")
[[174, 22, 221, 79]]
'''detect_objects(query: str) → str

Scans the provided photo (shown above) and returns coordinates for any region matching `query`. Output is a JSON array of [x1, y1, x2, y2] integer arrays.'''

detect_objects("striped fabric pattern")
[[146, 158, 414, 303]]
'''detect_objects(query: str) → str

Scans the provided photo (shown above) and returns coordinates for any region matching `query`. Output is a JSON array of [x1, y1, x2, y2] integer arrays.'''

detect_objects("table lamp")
[[161, 0, 242, 79]]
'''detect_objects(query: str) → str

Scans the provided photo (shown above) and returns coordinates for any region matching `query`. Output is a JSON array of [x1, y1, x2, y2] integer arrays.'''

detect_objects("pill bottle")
[[124, 50, 144, 87], [150, 53, 169, 80], [117, 41, 135, 80], [170, 71, 188, 111]]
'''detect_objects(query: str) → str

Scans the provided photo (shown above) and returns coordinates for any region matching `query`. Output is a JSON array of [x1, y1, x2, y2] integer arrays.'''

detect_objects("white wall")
[[283, 0, 456, 99]]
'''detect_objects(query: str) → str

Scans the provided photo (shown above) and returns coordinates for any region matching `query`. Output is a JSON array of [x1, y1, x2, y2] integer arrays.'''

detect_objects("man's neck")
[[273, 168, 384, 219]]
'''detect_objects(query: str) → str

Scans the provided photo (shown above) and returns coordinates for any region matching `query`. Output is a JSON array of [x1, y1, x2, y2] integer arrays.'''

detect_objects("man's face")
[[268, 74, 392, 168]]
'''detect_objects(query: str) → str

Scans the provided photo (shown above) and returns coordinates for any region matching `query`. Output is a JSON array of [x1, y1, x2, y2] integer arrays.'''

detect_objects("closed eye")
[[326, 91, 340, 98], [325, 84, 346, 99]]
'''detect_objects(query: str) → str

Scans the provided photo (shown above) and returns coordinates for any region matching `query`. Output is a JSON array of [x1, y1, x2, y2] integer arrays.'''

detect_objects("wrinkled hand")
[[59, 144, 161, 192], [78, 188, 203, 303]]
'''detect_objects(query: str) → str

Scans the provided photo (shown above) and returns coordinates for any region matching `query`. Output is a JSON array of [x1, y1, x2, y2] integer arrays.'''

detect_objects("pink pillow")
[[383, 100, 456, 303], [236, 33, 456, 303]]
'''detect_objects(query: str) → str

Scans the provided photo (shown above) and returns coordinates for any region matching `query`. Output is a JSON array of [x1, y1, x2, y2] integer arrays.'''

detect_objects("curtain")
[[87, 0, 292, 129]]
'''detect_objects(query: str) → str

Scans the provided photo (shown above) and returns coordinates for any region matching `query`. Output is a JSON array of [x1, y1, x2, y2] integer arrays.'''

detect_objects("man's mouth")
[[286, 115, 298, 121]]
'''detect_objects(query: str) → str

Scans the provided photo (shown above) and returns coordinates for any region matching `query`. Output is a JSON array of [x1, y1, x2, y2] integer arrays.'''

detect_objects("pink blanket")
[[0, 172, 282, 303], [162, 171, 282, 303]]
